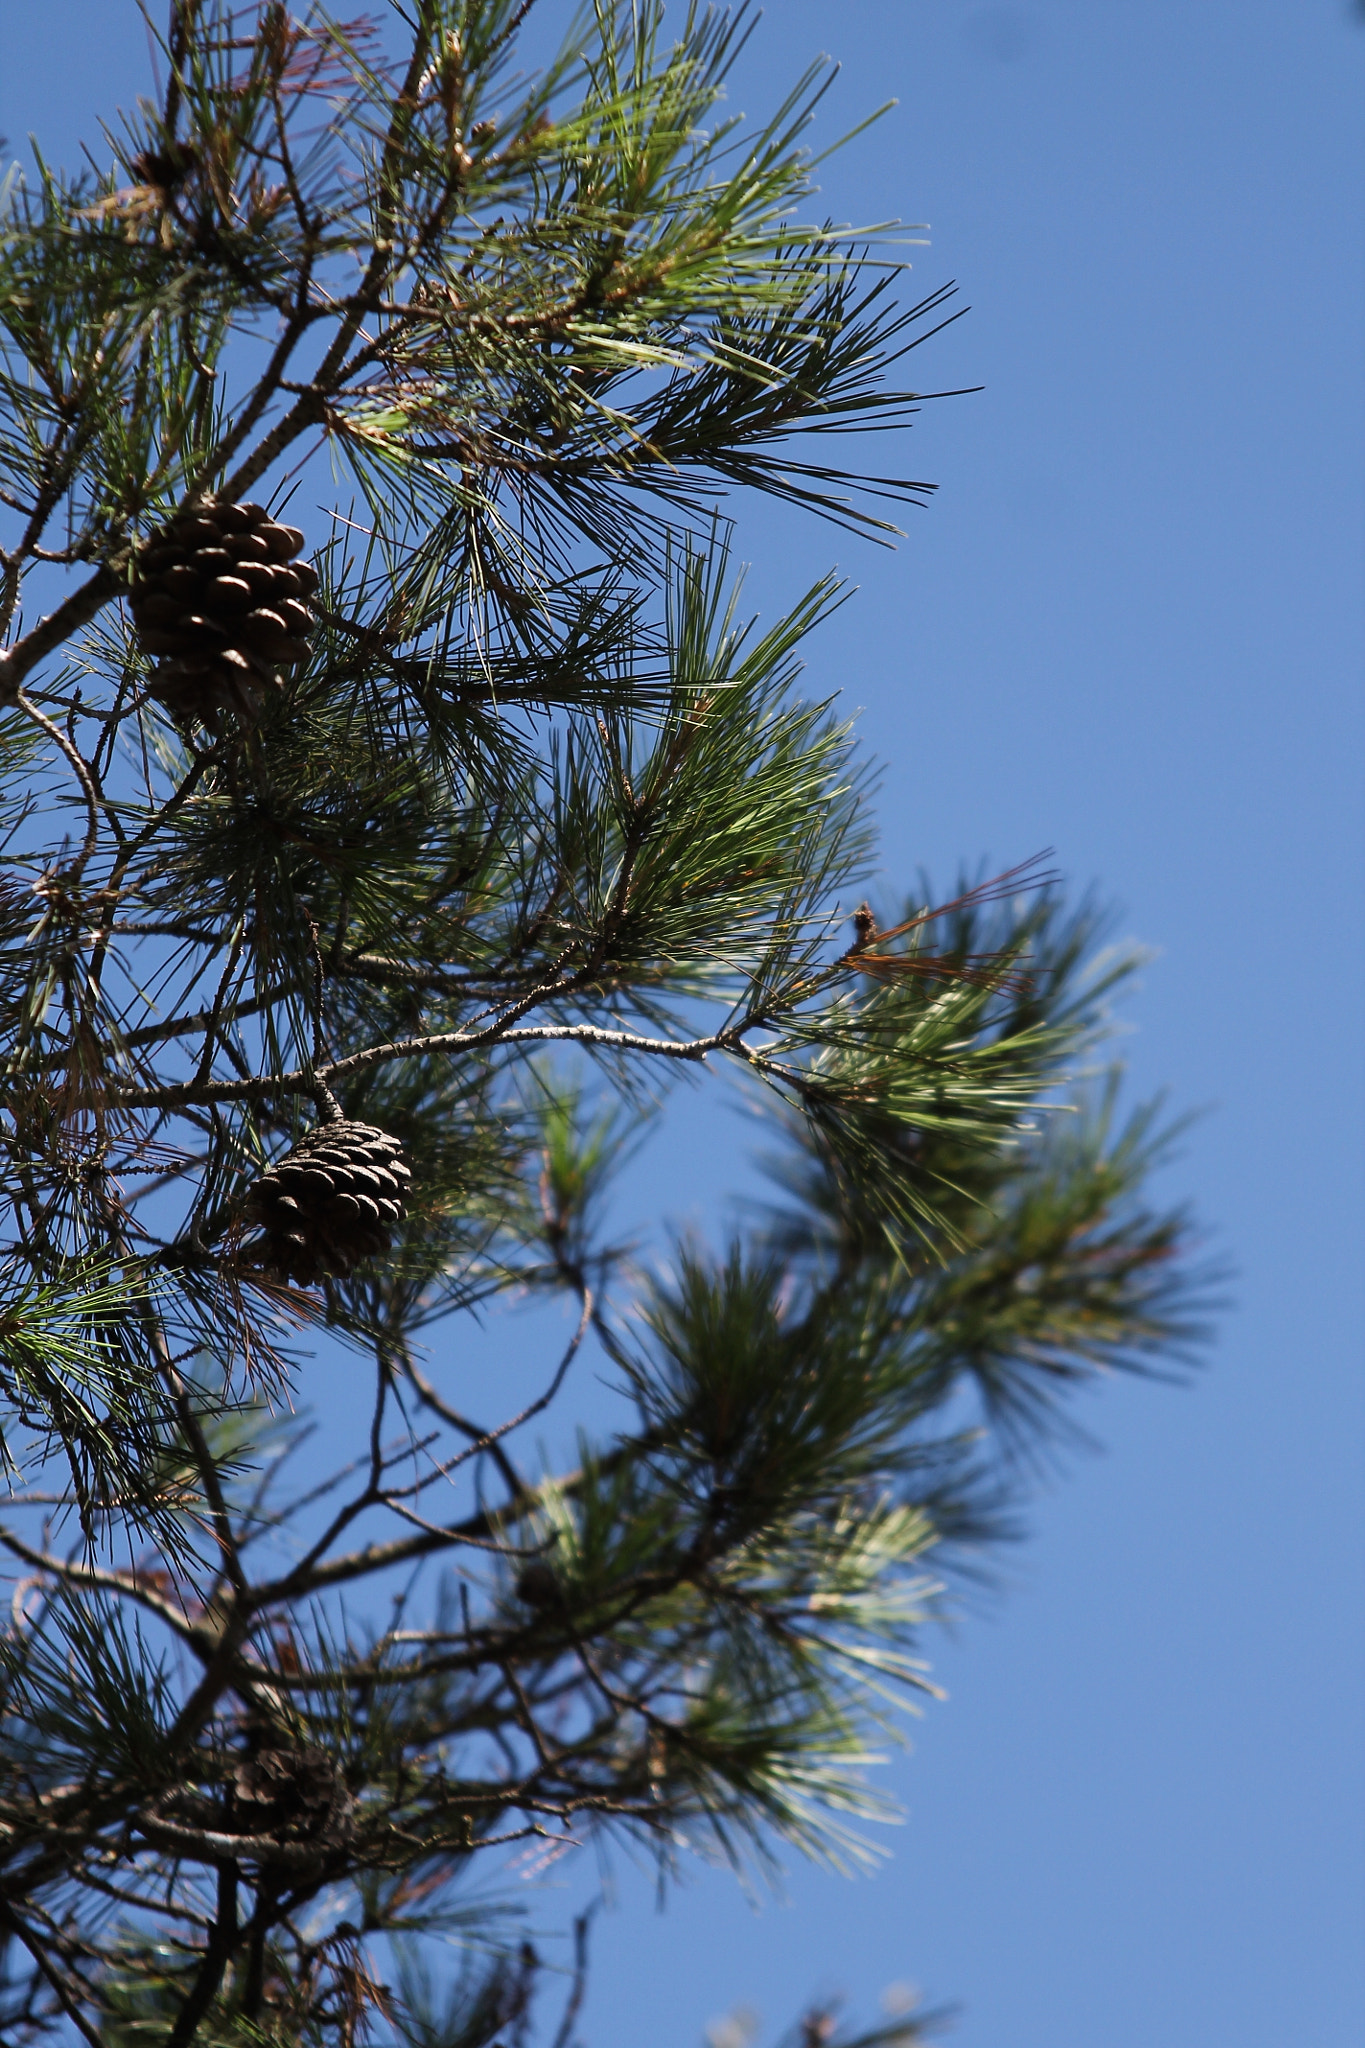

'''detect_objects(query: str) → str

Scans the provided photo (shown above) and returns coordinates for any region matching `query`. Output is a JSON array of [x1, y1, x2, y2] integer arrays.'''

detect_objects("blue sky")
[[2, 3, 1363, 2045]]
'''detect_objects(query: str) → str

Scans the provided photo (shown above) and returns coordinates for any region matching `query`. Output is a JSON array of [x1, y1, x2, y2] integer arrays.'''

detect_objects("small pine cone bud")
[[130, 497, 318, 733], [245, 1116, 411, 1286]]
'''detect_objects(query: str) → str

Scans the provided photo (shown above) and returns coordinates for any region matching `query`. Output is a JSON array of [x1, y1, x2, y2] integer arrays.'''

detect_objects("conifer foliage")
[[0, 5, 1204, 2042]]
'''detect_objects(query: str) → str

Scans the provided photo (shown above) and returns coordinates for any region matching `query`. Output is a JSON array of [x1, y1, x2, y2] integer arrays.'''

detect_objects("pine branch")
[[0, 5, 1210, 2037]]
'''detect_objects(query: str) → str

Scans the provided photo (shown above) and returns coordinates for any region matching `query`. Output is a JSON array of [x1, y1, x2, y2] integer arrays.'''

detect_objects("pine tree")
[[0, 5, 1207, 2042]]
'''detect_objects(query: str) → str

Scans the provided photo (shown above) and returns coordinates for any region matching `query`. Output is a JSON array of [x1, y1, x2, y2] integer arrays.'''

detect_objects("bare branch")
[[0, 568, 120, 702]]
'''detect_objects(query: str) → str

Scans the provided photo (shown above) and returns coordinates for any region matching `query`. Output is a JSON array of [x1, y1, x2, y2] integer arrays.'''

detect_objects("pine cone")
[[232, 1743, 353, 1850], [246, 1116, 411, 1285], [515, 1560, 566, 1612], [130, 496, 318, 732]]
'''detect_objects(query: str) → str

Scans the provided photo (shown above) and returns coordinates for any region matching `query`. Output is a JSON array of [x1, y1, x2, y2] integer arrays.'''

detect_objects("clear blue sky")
[[3, 4, 1362, 2045]]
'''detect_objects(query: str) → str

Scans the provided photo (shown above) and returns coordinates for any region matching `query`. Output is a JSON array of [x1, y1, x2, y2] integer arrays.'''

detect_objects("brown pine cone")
[[232, 1742, 353, 1849], [515, 1560, 566, 1612], [245, 1116, 411, 1286], [130, 496, 318, 732]]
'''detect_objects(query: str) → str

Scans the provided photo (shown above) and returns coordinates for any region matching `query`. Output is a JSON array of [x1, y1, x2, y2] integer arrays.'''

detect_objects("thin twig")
[[550, 1904, 598, 2048], [15, 695, 103, 891], [0, 1897, 104, 2048], [115, 1021, 744, 1115]]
